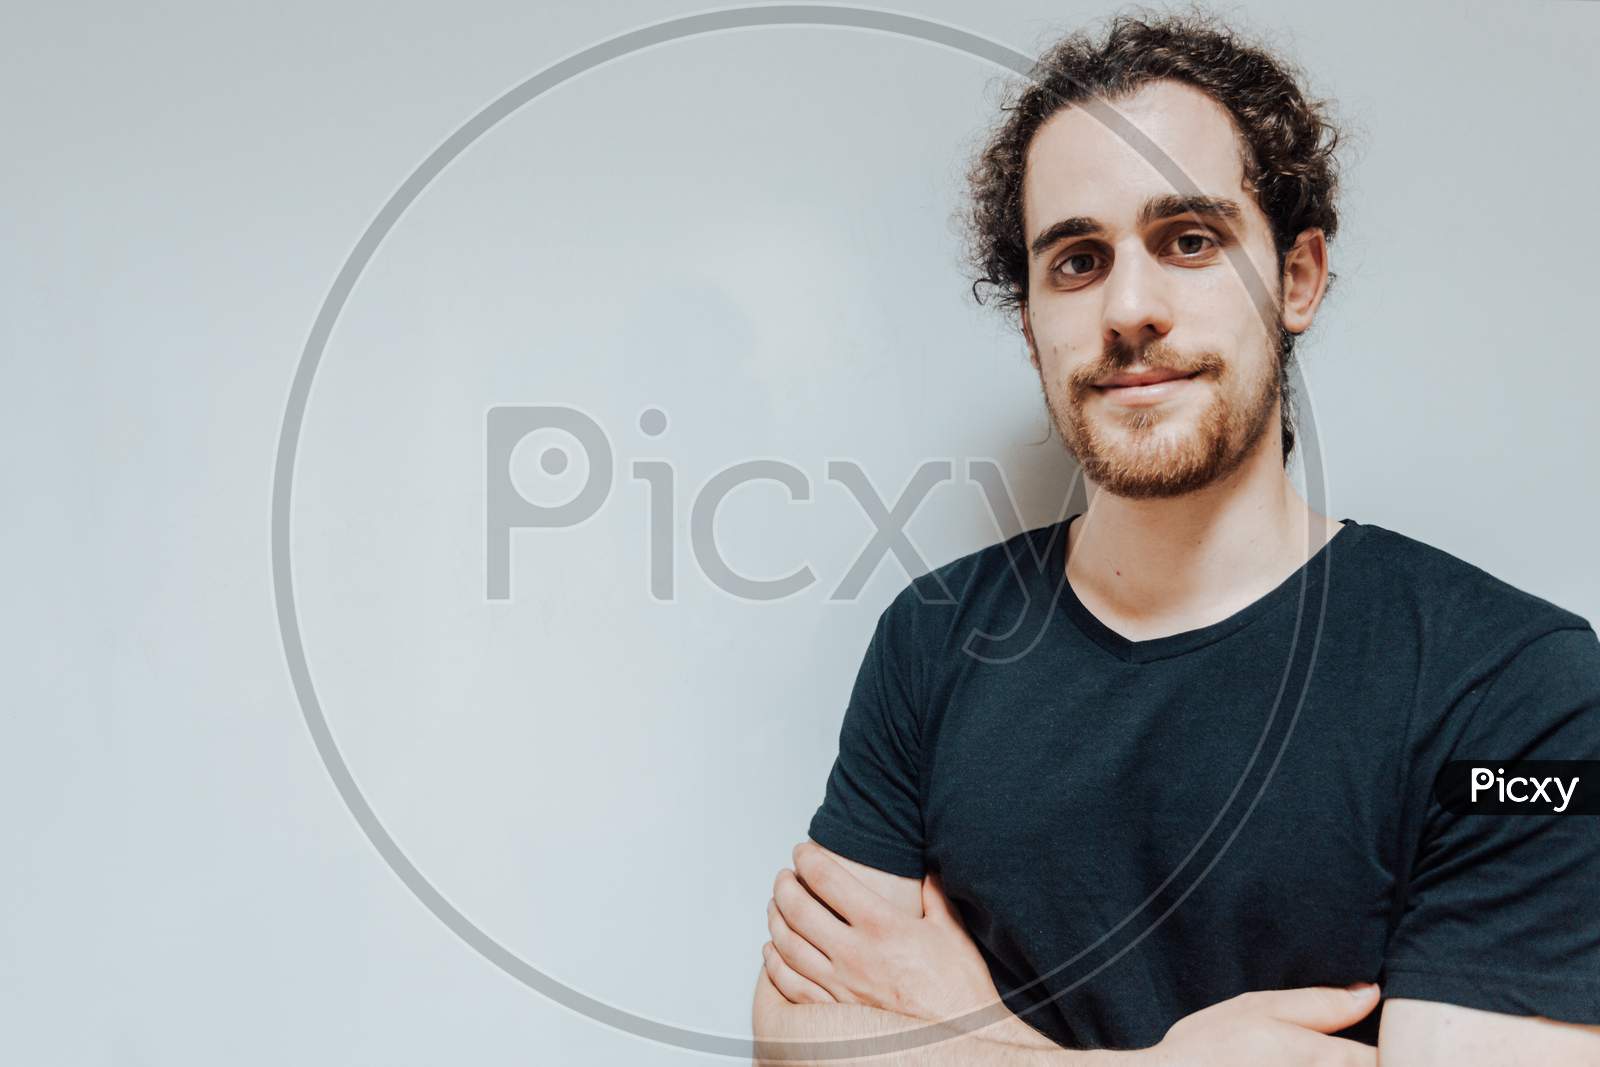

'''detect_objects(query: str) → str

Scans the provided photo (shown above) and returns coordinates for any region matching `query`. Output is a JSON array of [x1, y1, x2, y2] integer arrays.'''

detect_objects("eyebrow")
[[1028, 194, 1244, 259]]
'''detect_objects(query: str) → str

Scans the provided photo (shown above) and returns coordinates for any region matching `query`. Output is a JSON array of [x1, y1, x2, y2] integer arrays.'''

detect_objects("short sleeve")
[[806, 590, 928, 879], [1383, 624, 1600, 1024]]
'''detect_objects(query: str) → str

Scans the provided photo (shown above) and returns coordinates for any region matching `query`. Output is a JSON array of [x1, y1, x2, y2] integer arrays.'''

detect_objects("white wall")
[[3, 1, 1596, 1063]]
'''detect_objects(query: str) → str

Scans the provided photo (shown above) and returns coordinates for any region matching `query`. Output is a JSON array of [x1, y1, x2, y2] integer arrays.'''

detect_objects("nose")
[[1100, 246, 1174, 350]]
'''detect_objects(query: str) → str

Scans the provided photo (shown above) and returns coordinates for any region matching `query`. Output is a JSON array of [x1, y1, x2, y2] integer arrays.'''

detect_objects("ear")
[[1279, 228, 1329, 335], [1020, 301, 1040, 370]]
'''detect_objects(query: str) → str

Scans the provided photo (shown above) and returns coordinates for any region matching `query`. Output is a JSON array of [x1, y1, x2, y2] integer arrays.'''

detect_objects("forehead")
[[1023, 79, 1255, 239]]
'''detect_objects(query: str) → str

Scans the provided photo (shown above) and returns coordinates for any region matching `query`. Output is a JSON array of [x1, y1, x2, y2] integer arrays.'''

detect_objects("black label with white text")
[[1435, 760, 1600, 815]]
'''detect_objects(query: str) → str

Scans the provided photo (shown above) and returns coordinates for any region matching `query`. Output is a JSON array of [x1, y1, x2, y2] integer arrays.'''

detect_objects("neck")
[[1066, 434, 1341, 637]]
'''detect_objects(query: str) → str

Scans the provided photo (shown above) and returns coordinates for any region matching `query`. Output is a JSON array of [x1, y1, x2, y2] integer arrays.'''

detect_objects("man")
[[751, 10, 1600, 1067]]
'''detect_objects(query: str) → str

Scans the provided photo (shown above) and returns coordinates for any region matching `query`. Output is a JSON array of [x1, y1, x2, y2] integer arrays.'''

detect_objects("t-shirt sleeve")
[[806, 588, 929, 879], [1382, 624, 1600, 1024]]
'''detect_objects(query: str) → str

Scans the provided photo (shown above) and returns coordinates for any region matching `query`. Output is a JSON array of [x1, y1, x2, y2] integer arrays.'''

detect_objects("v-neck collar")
[[1043, 512, 1366, 664]]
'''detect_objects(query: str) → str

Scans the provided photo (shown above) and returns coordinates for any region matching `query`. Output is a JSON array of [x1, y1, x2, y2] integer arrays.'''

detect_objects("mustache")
[[1073, 341, 1223, 390]]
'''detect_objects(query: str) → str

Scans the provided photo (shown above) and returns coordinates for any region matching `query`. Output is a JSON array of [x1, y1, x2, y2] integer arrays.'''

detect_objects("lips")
[[1096, 368, 1199, 389]]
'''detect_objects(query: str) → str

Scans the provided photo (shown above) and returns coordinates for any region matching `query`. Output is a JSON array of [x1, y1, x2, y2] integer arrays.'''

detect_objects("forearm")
[[752, 968, 1125, 1066]]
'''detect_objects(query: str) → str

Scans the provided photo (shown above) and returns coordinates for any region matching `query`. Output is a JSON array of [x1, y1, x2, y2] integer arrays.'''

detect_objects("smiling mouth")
[[1093, 370, 1201, 391]]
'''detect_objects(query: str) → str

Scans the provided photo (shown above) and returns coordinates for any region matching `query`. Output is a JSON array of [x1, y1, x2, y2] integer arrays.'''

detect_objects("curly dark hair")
[[961, 5, 1347, 464]]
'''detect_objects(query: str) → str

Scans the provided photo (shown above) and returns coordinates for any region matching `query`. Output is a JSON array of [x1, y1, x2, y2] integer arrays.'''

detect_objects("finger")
[[767, 896, 838, 992], [1246, 984, 1380, 1033], [772, 866, 851, 958], [763, 941, 836, 1005], [792, 841, 897, 931]]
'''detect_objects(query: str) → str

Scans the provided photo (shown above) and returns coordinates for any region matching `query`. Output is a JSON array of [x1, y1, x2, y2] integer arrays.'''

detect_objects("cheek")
[[1182, 269, 1253, 324], [1174, 283, 1274, 369], [1028, 308, 1096, 374], [1200, 247, 1283, 333]]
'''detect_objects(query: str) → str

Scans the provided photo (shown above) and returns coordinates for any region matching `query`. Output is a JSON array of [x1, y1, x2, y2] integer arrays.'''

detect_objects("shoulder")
[[875, 520, 1059, 655], [1346, 520, 1593, 674], [1346, 521, 1600, 752], [1348, 520, 1586, 622]]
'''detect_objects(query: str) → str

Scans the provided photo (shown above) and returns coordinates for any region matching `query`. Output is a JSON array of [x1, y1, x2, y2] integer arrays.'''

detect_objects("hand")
[[1136, 983, 1382, 1066], [765, 841, 1004, 1026]]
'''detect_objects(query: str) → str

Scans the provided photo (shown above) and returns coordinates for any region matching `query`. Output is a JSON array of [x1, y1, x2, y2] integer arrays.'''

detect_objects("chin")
[[1072, 420, 1238, 498]]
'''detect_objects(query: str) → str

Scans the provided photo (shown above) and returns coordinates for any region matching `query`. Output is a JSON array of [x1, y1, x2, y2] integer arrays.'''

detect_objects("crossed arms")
[[751, 839, 1600, 1066], [752, 840, 1107, 1066]]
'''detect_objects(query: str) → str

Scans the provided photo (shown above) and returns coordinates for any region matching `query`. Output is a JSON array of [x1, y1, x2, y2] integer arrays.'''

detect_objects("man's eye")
[[1171, 232, 1218, 257], [1054, 252, 1102, 277]]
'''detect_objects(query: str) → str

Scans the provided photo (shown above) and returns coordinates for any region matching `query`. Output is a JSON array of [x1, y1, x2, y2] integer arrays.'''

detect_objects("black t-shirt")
[[807, 514, 1600, 1050]]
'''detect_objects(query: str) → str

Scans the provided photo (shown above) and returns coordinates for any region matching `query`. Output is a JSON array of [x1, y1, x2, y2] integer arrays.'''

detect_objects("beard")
[[1042, 333, 1283, 500]]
